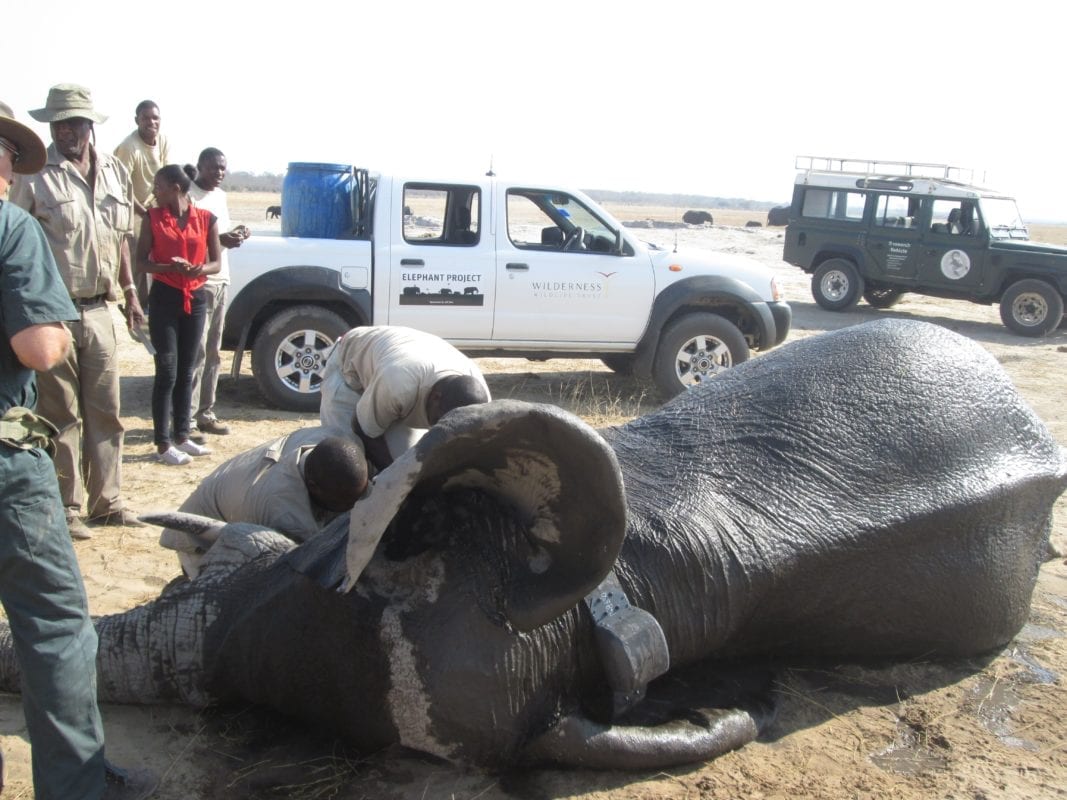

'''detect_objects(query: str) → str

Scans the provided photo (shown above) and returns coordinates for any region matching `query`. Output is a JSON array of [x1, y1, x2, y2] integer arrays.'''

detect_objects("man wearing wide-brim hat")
[[0, 101, 157, 800], [9, 84, 146, 538]]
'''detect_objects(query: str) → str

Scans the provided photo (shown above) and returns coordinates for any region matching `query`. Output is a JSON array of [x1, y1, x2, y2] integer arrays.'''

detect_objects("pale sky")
[[8, 0, 1065, 219]]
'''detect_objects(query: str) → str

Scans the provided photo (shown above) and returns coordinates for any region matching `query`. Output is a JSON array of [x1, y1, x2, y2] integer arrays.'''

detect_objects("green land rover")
[[782, 156, 1067, 336]]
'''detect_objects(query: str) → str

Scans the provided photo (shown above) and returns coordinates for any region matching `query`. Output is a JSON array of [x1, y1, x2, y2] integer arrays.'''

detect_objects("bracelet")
[[121, 283, 136, 294]]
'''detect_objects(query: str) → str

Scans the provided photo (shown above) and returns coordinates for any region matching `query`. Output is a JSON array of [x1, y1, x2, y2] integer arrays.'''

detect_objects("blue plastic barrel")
[[281, 162, 354, 238]]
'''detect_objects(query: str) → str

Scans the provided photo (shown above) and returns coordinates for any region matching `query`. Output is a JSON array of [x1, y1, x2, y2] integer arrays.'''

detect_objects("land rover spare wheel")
[[999, 279, 1065, 337], [812, 259, 865, 311]]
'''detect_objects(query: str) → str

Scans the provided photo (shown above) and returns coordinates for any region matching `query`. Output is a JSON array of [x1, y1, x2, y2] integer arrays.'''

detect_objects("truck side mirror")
[[614, 228, 625, 256]]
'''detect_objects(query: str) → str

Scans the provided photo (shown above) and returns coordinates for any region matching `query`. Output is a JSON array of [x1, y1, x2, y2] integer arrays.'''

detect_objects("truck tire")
[[251, 305, 349, 411], [812, 259, 864, 311], [999, 279, 1065, 337], [863, 286, 905, 309], [652, 312, 749, 399]]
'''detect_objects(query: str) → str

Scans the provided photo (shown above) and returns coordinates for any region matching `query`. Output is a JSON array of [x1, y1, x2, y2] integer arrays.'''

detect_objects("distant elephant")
[[745, 220, 762, 228], [683, 209, 714, 225], [767, 205, 790, 226], [266, 205, 281, 219], [0, 320, 1062, 771]]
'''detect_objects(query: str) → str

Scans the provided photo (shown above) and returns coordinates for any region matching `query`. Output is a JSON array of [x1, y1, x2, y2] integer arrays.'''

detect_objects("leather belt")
[[71, 293, 108, 307]]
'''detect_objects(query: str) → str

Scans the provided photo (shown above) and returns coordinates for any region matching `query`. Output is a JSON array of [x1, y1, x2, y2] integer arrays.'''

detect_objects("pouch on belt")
[[0, 406, 59, 456]]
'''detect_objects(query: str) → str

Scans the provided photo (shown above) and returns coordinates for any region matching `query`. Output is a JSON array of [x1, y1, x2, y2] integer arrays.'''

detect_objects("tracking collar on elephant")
[[583, 571, 670, 718]]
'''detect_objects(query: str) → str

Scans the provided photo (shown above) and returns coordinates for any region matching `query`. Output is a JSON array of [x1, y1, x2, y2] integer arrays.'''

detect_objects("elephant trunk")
[[0, 592, 215, 706], [522, 706, 767, 770], [93, 590, 215, 706]]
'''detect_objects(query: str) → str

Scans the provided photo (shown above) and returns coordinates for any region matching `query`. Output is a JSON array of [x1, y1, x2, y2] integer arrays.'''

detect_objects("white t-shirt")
[[188, 183, 232, 284]]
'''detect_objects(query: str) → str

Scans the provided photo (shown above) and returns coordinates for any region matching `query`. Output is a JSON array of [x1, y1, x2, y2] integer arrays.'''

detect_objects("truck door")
[[863, 192, 921, 281], [386, 182, 495, 339], [492, 188, 652, 343], [915, 199, 988, 291]]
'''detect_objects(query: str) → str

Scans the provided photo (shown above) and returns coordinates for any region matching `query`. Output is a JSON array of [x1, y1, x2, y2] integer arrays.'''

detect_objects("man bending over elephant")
[[319, 325, 490, 472], [159, 427, 367, 578]]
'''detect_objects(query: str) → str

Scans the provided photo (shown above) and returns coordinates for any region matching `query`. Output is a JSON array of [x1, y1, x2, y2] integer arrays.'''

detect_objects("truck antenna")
[[486, 155, 495, 177]]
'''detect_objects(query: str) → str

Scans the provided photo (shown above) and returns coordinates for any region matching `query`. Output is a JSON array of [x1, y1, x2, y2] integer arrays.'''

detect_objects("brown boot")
[[65, 512, 92, 540]]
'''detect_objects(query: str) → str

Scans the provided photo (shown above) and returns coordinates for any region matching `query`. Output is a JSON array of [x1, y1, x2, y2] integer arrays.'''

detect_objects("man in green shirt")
[[0, 99, 156, 800]]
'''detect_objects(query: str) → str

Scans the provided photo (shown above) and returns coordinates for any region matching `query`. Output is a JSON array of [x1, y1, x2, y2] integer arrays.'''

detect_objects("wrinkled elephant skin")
[[0, 319, 1063, 770]]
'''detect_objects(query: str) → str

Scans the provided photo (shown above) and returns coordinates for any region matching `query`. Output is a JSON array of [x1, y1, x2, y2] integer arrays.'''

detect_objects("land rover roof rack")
[[795, 155, 983, 185]]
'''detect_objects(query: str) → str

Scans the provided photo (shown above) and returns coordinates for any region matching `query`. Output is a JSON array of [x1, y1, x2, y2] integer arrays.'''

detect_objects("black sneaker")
[[103, 762, 160, 800]]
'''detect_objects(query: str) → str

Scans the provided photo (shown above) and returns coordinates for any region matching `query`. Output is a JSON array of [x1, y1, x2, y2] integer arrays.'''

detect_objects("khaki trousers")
[[36, 302, 125, 518], [190, 281, 227, 424]]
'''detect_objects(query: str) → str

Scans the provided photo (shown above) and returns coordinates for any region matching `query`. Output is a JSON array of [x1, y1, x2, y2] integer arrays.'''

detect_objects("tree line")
[[222, 172, 779, 210]]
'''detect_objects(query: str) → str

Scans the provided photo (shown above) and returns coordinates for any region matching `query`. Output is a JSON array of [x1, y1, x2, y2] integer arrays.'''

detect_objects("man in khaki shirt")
[[113, 100, 169, 306], [158, 427, 368, 578], [9, 84, 145, 538], [319, 325, 491, 471]]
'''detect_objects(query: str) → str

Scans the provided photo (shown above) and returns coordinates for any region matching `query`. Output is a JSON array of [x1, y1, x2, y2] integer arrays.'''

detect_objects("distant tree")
[[223, 171, 284, 192]]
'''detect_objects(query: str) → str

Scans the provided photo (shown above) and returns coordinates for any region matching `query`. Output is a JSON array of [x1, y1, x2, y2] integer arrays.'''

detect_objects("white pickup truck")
[[225, 167, 791, 411]]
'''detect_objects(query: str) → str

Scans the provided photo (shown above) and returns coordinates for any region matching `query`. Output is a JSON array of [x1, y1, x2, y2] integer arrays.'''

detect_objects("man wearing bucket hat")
[[0, 102, 157, 800], [9, 84, 145, 539]]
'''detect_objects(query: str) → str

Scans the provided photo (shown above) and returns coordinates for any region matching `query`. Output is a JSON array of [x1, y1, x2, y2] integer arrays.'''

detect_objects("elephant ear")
[[341, 399, 628, 631]]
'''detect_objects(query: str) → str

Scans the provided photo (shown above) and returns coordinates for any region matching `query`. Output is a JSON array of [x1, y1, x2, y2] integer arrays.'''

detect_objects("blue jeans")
[[0, 445, 105, 799], [149, 282, 207, 448]]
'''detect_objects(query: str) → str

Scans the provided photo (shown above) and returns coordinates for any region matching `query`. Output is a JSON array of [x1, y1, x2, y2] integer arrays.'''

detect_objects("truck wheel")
[[812, 259, 864, 311], [600, 354, 635, 375], [999, 279, 1065, 337], [863, 287, 905, 309], [652, 313, 749, 399], [251, 305, 349, 411]]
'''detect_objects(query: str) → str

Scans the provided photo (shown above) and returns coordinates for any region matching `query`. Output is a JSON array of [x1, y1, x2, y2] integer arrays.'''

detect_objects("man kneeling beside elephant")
[[159, 427, 367, 578]]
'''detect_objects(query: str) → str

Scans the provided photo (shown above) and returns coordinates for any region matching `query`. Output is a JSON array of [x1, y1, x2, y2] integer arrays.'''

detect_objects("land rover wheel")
[[251, 305, 349, 411], [812, 259, 865, 311], [863, 287, 905, 309], [652, 313, 749, 399], [999, 279, 1065, 337]]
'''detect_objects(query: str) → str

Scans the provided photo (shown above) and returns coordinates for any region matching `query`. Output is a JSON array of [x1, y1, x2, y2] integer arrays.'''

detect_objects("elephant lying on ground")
[[0, 320, 1064, 770]]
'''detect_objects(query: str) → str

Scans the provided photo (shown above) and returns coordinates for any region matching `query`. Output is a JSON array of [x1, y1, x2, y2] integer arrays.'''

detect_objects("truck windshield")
[[981, 197, 1029, 240]]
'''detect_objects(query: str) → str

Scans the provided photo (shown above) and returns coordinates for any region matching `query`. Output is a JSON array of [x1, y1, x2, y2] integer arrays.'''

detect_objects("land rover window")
[[800, 189, 865, 221], [873, 194, 916, 228], [982, 197, 1029, 240], [506, 189, 620, 253], [929, 199, 978, 236], [402, 184, 481, 246]]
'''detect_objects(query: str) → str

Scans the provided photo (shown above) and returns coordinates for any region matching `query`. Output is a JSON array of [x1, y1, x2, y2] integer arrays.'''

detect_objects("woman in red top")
[[136, 164, 220, 465]]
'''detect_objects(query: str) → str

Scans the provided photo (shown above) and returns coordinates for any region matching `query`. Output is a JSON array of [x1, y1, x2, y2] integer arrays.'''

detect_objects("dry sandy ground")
[[1, 202, 1064, 798]]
